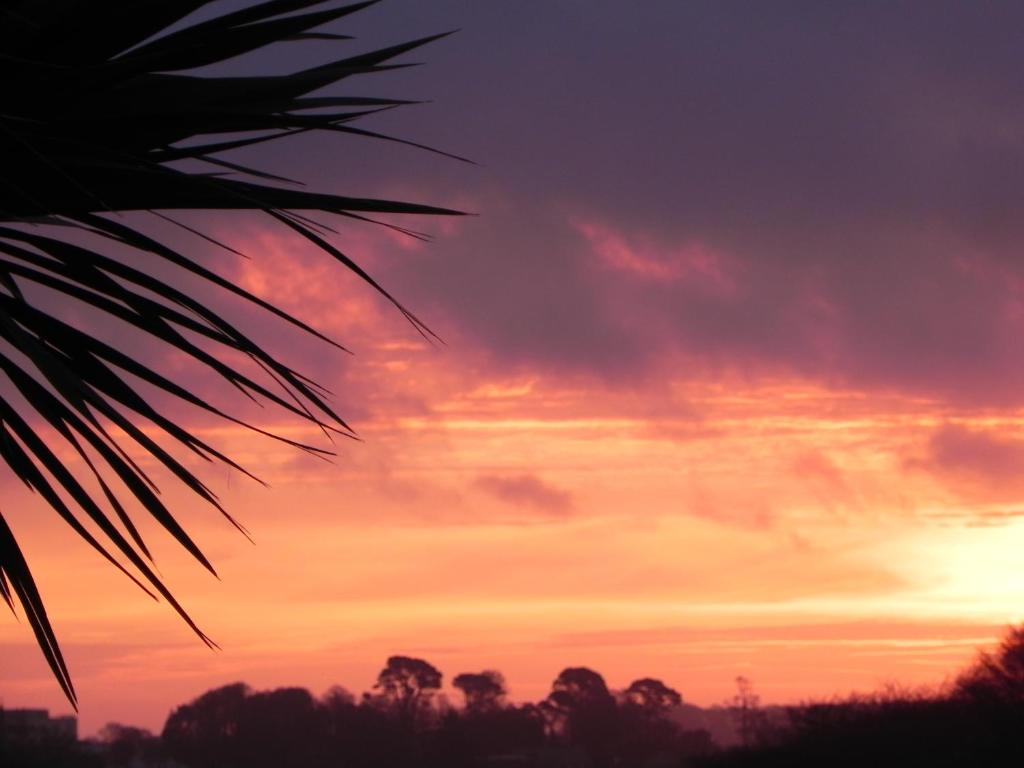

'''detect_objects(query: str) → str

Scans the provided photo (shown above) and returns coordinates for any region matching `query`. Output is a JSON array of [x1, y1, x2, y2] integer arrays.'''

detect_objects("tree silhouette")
[[549, 667, 614, 709], [956, 625, 1024, 706], [622, 677, 682, 714], [544, 666, 619, 761], [730, 675, 767, 748], [618, 678, 685, 763], [453, 670, 507, 713], [96, 723, 162, 767], [235, 687, 322, 768], [0, 0, 460, 706], [162, 682, 251, 768], [145, 638, 1024, 768], [371, 655, 443, 725]]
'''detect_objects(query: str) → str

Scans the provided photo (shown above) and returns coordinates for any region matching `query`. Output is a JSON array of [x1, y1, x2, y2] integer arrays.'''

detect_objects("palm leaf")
[[0, 0, 462, 708]]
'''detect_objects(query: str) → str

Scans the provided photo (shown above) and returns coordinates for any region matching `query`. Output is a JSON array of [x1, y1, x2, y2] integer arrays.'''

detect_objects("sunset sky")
[[6, 0, 1024, 736]]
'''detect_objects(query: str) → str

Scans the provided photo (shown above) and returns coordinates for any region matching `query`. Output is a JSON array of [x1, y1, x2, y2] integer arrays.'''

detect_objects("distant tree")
[[763, 688, 988, 767], [956, 625, 1024, 706], [453, 670, 507, 713], [544, 667, 619, 763], [372, 656, 444, 727], [96, 723, 162, 767], [162, 682, 251, 768], [549, 667, 615, 710], [161, 683, 329, 768], [235, 687, 322, 768], [321, 685, 356, 743], [320, 685, 406, 768], [493, 703, 547, 754], [731, 676, 768, 749], [322, 685, 356, 710], [432, 700, 545, 768], [623, 677, 682, 714], [617, 678, 685, 763]]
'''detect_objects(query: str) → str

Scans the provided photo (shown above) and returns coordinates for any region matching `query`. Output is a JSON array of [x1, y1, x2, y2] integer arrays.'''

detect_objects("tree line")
[[3, 659, 716, 768], [9, 625, 1024, 767], [154, 659, 713, 768], [702, 625, 1024, 767]]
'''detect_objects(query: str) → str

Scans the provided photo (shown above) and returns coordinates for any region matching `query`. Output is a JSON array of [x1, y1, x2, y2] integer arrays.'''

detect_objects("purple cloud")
[[321, 2, 1024, 407], [473, 473, 574, 515], [913, 424, 1024, 485]]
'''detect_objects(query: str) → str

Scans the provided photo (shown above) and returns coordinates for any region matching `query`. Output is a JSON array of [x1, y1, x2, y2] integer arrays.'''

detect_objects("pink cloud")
[[473, 473, 574, 515], [574, 219, 737, 296], [906, 423, 1024, 507], [913, 424, 1024, 482]]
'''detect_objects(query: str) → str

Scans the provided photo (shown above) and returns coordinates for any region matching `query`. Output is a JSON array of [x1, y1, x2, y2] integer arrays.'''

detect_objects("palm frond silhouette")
[[0, 0, 460, 707]]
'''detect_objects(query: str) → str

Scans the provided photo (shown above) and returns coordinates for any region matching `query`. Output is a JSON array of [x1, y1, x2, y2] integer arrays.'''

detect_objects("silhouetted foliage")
[[728, 676, 772, 749], [153, 656, 713, 768], [431, 703, 546, 768], [0, 0, 460, 707], [141, 631, 1024, 768], [162, 682, 251, 768], [237, 688, 322, 768], [543, 667, 620, 764], [623, 677, 682, 714], [956, 625, 1024, 706], [371, 655, 444, 725], [21, 628, 1024, 767], [453, 670, 507, 713], [96, 724, 163, 767], [696, 627, 1024, 767], [617, 678, 691, 765], [697, 692, 993, 768]]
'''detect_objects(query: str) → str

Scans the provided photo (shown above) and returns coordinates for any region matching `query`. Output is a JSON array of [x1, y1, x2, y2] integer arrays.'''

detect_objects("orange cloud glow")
[[4, 224, 1024, 736]]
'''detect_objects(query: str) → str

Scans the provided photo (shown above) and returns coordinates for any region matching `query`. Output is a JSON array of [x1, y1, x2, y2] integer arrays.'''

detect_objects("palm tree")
[[0, 0, 460, 706]]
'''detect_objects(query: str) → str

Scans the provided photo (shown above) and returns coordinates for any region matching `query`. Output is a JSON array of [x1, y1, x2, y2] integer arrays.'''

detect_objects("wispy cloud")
[[906, 423, 1024, 505], [473, 473, 574, 516]]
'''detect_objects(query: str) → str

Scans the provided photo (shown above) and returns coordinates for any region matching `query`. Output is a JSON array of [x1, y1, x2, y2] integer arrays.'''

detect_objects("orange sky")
[[3, 223, 1024, 735], [7, 0, 1024, 739]]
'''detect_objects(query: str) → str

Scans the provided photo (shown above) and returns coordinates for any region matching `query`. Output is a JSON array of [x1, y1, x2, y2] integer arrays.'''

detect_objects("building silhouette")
[[0, 707, 77, 745]]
